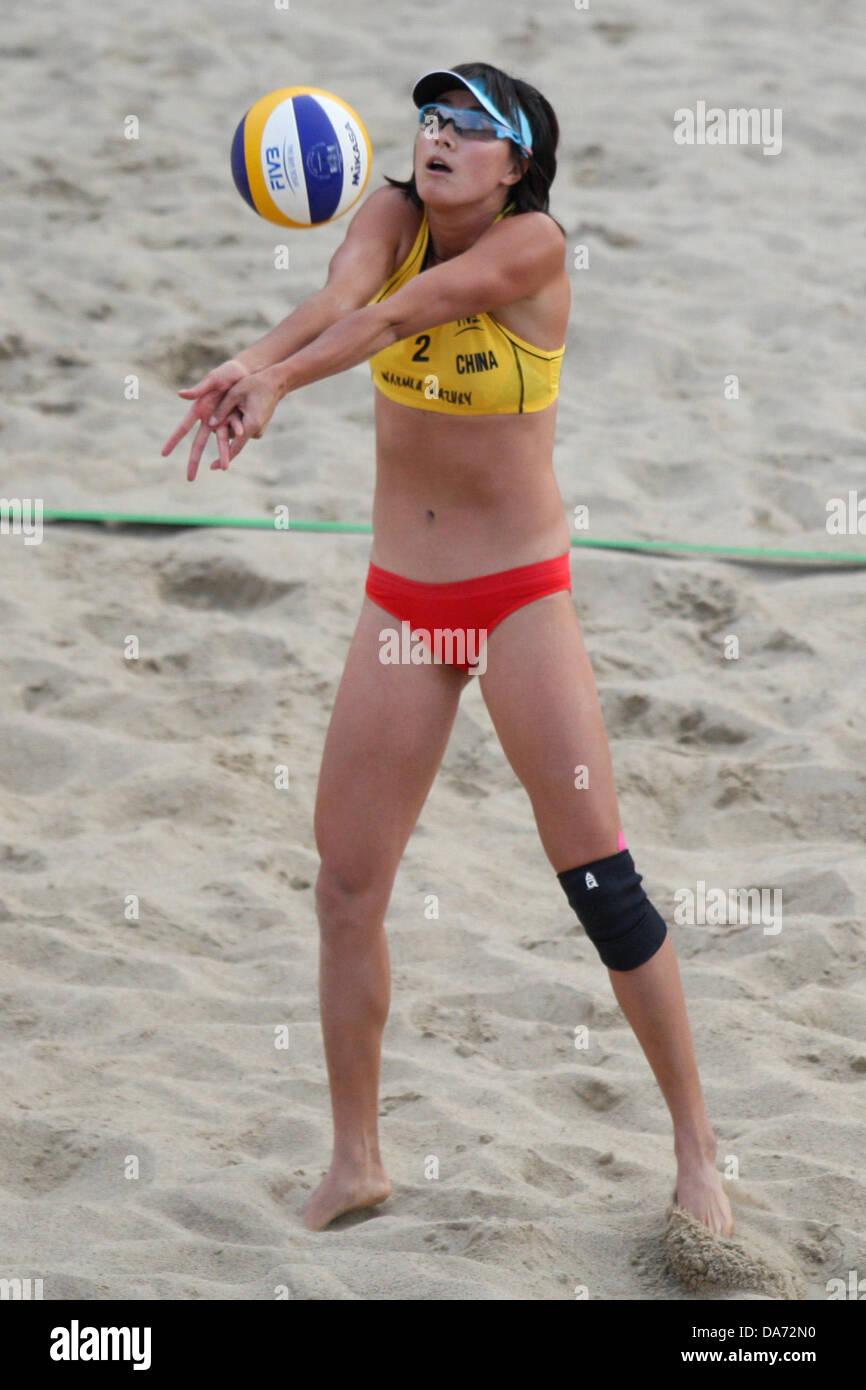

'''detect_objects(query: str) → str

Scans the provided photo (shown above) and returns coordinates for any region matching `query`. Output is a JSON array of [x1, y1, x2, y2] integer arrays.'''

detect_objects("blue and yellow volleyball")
[[231, 86, 372, 227]]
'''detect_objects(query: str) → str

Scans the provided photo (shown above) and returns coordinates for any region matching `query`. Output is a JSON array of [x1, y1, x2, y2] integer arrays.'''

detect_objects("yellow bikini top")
[[366, 201, 565, 416]]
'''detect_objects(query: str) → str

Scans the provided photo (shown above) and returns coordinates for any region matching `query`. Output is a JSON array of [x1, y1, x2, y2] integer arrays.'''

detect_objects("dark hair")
[[384, 60, 565, 234]]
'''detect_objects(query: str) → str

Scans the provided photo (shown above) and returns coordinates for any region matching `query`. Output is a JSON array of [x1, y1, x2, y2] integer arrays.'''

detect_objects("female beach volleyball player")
[[163, 63, 734, 1237]]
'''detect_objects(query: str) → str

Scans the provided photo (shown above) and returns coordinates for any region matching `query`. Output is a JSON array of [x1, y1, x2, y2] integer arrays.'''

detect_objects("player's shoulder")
[[364, 182, 418, 213], [500, 207, 566, 245], [350, 185, 425, 276], [485, 208, 567, 280], [349, 183, 421, 237], [324, 185, 421, 310]]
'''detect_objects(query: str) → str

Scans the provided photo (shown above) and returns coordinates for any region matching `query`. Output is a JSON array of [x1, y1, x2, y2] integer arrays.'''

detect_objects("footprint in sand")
[[663, 1189, 806, 1298], [156, 553, 303, 612]]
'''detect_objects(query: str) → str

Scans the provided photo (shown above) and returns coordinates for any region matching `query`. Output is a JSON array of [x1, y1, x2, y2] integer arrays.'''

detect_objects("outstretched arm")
[[164, 186, 404, 479], [251, 210, 565, 402], [208, 210, 565, 462], [233, 188, 405, 373]]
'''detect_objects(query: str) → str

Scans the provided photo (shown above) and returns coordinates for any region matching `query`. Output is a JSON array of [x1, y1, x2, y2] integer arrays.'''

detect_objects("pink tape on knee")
[[617, 829, 627, 851]]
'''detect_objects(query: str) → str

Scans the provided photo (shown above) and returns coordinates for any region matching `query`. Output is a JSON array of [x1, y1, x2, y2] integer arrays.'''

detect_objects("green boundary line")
[[40, 510, 866, 566]]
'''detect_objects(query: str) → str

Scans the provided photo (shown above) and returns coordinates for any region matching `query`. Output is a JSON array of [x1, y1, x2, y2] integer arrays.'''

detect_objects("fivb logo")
[[50, 1321, 152, 1370], [674, 880, 782, 935], [378, 621, 488, 674], [0, 1276, 43, 1299], [673, 100, 782, 156], [1, 497, 43, 545]]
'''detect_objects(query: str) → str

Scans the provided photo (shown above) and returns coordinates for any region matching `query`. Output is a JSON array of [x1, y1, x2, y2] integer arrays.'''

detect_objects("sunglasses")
[[417, 103, 530, 157]]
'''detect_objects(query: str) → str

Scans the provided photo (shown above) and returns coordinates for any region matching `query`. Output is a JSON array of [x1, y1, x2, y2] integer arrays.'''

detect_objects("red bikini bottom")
[[364, 551, 629, 854], [364, 551, 573, 674]]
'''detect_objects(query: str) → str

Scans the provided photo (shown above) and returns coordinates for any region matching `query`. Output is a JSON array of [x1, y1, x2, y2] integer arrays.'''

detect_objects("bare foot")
[[301, 1159, 391, 1230], [674, 1146, 734, 1236]]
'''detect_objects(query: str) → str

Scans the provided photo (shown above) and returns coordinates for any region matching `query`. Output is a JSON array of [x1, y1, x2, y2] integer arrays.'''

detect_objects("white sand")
[[1, 0, 864, 1298]]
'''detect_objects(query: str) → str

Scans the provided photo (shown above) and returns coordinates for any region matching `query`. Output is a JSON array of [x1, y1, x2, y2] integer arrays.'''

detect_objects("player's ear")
[[504, 150, 528, 185]]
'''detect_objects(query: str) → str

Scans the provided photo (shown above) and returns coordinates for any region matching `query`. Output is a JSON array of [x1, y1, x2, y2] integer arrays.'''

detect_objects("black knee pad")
[[557, 848, 667, 971]]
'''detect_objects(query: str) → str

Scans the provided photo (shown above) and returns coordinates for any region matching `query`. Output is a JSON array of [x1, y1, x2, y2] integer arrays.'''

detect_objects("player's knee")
[[314, 864, 388, 936], [557, 848, 667, 971]]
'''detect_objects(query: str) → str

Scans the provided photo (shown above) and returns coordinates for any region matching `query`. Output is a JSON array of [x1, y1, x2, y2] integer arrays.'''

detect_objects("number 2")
[[411, 335, 431, 362]]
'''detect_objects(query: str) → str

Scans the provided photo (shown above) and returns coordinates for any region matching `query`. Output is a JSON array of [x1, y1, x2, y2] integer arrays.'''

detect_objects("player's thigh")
[[478, 590, 621, 872], [315, 594, 469, 905]]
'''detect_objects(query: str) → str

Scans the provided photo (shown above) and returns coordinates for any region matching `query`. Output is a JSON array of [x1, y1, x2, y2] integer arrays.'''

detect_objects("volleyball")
[[230, 86, 372, 227]]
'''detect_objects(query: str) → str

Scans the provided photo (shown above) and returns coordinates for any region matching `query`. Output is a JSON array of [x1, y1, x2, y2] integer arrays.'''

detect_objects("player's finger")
[[186, 420, 211, 482], [176, 375, 214, 398], [209, 421, 246, 469], [162, 405, 200, 456], [216, 424, 231, 470]]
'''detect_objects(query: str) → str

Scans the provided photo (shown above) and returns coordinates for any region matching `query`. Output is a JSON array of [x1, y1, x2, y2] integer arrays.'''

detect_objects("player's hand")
[[161, 357, 251, 482], [205, 368, 283, 469]]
